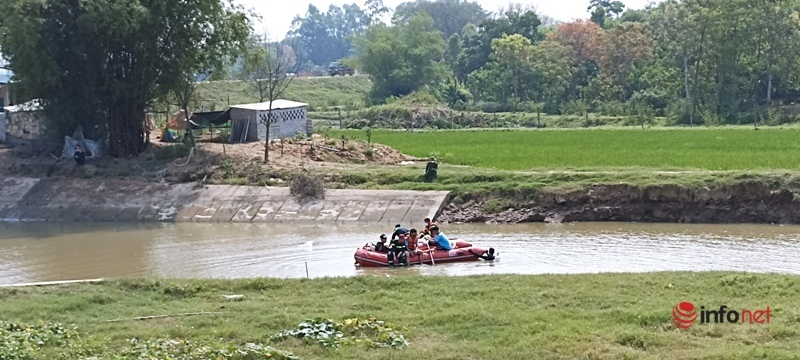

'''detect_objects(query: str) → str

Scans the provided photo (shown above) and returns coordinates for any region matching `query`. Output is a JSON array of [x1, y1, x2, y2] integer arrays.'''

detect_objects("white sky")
[[236, 0, 659, 40]]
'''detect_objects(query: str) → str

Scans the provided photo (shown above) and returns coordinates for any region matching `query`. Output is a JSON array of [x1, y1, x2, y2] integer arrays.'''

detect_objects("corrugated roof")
[[229, 99, 308, 111]]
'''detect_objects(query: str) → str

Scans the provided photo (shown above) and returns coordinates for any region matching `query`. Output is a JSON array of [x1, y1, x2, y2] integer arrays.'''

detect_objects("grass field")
[[1, 273, 797, 359], [331, 128, 800, 171], [194, 76, 371, 111]]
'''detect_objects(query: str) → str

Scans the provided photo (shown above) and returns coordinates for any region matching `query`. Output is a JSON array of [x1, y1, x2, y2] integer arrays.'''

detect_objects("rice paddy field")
[[332, 128, 800, 171]]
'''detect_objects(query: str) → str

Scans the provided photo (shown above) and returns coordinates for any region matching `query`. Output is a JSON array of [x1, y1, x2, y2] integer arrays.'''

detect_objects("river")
[[1, 222, 799, 285]]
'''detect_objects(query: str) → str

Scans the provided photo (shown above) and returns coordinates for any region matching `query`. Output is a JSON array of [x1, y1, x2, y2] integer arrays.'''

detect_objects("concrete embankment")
[[0, 177, 449, 225]]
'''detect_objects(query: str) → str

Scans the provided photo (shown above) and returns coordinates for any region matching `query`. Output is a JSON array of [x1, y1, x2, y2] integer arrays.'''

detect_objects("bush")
[[153, 144, 192, 161], [560, 100, 590, 116], [665, 99, 695, 125], [629, 90, 669, 115], [597, 101, 627, 116], [290, 173, 326, 200]]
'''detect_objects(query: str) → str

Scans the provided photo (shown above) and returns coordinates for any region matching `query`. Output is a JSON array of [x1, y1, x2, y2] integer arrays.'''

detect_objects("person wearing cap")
[[391, 224, 409, 241], [387, 233, 408, 266], [374, 234, 389, 253]]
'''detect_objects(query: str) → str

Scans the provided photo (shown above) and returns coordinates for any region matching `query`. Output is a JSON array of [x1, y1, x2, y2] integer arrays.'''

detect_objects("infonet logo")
[[672, 302, 772, 329]]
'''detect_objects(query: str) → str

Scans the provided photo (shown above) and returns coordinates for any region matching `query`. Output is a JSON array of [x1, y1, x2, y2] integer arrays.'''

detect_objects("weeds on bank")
[[0, 321, 79, 359], [270, 318, 409, 349], [3, 275, 800, 359]]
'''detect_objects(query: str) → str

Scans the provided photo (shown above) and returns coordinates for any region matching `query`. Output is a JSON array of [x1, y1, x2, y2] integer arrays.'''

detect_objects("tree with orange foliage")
[[598, 22, 654, 101], [546, 20, 606, 66]]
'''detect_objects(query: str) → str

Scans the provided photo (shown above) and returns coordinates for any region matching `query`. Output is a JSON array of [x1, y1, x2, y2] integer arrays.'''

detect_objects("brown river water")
[[1, 222, 800, 285]]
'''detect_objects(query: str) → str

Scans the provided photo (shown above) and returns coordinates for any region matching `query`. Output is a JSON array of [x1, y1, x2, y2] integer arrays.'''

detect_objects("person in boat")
[[428, 226, 452, 251], [387, 233, 408, 266], [374, 234, 389, 253], [407, 228, 420, 253], [391, 224, 409, 241], [422, 218, 437, 236]]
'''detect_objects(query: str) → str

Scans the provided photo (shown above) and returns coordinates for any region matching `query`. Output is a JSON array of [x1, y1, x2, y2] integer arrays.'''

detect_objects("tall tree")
[[238, 37, 302, 163], [546, 20, 605, 101], [598, 22, 654, 100], [394, 0, 488, 39], [288, 4, 372, 66], [0, 0, 250, 156], [588, 0, 626, 28], [353, 13, 446, 102], [454, 7, 543, 82]]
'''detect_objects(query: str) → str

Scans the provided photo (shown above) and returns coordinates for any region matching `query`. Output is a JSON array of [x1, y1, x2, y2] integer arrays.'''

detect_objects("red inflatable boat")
[[354, 239, 496, 267]]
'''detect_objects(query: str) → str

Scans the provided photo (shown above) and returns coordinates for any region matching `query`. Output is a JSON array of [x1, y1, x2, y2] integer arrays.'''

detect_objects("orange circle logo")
[[673, 302, 697, 329]]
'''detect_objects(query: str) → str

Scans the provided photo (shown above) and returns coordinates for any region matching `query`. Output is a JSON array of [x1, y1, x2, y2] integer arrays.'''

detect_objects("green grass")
[[313, 163, 800, 201], [2, 273, 799, 359], [195, 76, 371, 112], [331, 128, 800, 171]]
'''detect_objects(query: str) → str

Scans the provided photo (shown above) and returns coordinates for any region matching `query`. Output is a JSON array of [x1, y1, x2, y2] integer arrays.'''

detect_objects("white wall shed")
[[229, 100, 311, 142]]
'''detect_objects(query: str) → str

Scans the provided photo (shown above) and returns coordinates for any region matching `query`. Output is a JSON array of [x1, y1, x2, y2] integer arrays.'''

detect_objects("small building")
[[3, 99, 46, 140], [229, 100, 311, 142]]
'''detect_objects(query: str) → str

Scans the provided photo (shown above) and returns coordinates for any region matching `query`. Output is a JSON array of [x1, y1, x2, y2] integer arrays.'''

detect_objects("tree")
[[394, 0, 488, 39], [547, 20, 605, 66], [446, 33, 463, 65], [598, 22, 654, 100], [588, 0, 626, 28], [454, 6, 543, 82], [491, 34, 535, 101], [287, 4, 372, 66], [0, 0, 250, 157], [547, 20, 605, 101], [239, 39, 297, 103], [353, 13, 446, 102], [469, 34, 572, 107], [364, 0, 390, 23], [530, 41, 574, 106], [239, 36, 302, 163]]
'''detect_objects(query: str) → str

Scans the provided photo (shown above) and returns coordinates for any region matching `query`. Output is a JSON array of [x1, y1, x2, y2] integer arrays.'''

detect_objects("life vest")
[[424, 222, 436, 235], [407, 236, 419, 251]]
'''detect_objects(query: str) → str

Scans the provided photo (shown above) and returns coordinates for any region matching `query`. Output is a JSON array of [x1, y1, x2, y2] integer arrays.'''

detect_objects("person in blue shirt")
[[428, 226, 452, 250], [391, 224, 409, 241]]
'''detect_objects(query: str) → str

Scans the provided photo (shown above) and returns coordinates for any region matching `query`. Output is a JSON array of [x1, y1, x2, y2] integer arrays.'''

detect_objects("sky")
[[236, 0, 659, 40]]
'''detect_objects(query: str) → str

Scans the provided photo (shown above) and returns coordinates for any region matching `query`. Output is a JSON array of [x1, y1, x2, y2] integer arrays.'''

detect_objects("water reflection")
[[1, 222, 800, 284]]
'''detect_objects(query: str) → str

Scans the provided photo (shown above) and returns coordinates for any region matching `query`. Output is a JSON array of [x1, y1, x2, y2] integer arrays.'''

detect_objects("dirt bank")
[[0, 134, 422, 188], [438, 182, 800, 225]]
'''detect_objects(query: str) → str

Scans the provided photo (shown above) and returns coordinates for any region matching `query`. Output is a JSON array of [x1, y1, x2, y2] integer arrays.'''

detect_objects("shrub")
[[153, 144, 192, 161], [290, 173, 326, 200], [560, 100, 590, 116], [270, 317, 409, 349], [597, 101, 627, 116]]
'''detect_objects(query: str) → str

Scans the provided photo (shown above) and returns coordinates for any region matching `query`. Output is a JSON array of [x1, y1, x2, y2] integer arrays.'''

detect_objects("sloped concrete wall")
[[0, 176, 449, 226]]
